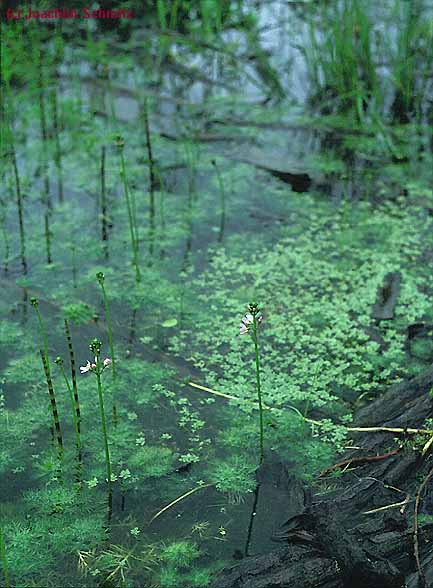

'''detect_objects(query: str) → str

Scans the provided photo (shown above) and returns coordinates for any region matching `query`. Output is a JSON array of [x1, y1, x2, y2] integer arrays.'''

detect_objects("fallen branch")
[[319, 448, 402, 478]]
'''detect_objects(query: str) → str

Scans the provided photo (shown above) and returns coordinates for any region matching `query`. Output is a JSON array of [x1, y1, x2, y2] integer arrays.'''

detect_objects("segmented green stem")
[[59, 363, 81, 454], [64, 319, 81, 434], [40, 350, 64, 456], [119, 148, 141, 282]]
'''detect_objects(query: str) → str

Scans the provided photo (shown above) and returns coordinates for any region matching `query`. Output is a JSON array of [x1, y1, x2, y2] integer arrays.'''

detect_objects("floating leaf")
[[161, 318, 178, 328]]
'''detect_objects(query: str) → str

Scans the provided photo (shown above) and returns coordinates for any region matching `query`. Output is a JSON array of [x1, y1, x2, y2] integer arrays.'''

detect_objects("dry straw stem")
[[187, 382, 433, 436], [148, 483, 213, 526]]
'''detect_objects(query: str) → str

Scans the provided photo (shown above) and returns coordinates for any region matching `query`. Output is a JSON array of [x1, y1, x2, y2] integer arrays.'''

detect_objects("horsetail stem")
[[40, 349, 64, 457], [64, 319, 81, 434], [51, 87, 63, 203], [30, 298, 49, 366], [211, 159, 226, 243], [117, 137, 141, 283], [0, 205, 9, 275], [0, 526, 10, 588], [96, 272, 117, 422], [10, 142, 27, 274], [38, 43, 53, 263], [55, 357, 81, 456], [142, 98, 156, 233], [71, 243, 77, 288], [100, 145, 108, 259]]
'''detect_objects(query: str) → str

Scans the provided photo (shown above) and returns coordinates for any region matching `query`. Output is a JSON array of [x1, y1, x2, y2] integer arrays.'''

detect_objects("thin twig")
[[414, 465, 433, 588], [319, 448, 401, 478]]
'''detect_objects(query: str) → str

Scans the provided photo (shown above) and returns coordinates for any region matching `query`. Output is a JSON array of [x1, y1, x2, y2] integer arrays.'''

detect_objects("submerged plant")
[[240, 303, 264, 463], [96, 272, 117, 421], [80, 339, 112, 492]]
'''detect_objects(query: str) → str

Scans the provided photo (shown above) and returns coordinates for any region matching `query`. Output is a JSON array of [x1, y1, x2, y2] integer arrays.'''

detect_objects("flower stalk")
[[96, 272, 117, 422], [81, 339, 112, 491], [240, 303, 265, 463]]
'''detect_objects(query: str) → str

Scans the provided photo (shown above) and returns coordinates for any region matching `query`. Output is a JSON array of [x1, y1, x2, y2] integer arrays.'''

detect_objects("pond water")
[[1, 1, 433, 586]]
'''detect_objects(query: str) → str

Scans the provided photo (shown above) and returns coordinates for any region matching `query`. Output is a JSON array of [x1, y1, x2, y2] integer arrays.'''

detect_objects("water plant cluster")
[[1, 1, 432, 586]]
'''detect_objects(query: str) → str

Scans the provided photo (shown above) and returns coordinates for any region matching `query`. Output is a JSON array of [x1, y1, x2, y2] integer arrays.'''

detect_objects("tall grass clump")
[[305, 0, 378, 120], [389, 0, 433, 123]]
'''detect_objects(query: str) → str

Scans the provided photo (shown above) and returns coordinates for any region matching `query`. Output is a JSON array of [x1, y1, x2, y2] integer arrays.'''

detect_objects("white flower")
[[239, 312, 262, 335], [80, 361, 93, 374], [80, 357, 111, 374]]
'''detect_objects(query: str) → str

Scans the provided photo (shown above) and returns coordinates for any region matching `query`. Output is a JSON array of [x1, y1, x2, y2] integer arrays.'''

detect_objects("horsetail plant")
[[51, 87, 64, 203], [9, 134, 27, 274], [40, 349, 64, 458], [96, 272, 117, 421], [80, 339, 112, 499], [0, 525, 10, 588], [142, 98, 156, 250], [116, 137, 141, 283], [64, 319, 81, 434], [240, 303, 264, 463], [32, 298, 64, 456], [55, 357, 81, 459], [211, 159, 226, 243], [100, 145, 109, 259]]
